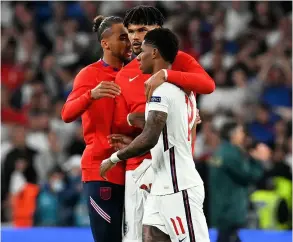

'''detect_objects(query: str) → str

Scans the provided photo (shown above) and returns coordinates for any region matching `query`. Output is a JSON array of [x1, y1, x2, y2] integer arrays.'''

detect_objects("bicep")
[[143, 110, 168, 142]]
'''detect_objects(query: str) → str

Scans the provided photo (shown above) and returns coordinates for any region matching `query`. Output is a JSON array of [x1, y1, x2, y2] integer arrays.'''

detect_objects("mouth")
[[132, 42, 141, 49]]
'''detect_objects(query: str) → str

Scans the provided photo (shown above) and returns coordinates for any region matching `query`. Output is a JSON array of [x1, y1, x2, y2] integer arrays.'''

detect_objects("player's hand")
[[195, 109, 202, 124], [100, 158, 116, 180], [128, 112, 145, 129], [145, 70, 166, 102], [107, 134, 133, 151], [91, 81, 121, 99]]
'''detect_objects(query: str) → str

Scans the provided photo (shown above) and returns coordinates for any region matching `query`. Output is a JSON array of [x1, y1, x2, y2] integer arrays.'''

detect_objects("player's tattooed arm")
[[143, 225, 171, 242], [117, 111, 167, 161]]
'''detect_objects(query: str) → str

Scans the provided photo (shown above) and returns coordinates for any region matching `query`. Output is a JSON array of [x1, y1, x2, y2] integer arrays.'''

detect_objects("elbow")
[[61, 114, 72, 123], [61, 107, 74, 123], [204, 79, 216, 94]]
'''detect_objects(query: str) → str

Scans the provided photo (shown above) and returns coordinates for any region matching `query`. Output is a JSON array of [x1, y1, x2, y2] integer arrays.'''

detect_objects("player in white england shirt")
[[100, 28, 210, 242]]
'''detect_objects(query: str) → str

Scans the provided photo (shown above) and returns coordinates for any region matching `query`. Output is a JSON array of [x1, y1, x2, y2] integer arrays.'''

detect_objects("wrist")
[[110, 151, 122, 164]]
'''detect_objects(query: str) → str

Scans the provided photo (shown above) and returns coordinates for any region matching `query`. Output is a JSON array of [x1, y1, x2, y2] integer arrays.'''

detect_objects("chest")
[[120, 72, 151, 108]]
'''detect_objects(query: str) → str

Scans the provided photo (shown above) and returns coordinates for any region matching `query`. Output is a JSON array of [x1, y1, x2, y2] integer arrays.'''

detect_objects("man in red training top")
[[61, 16, 132, 242], [110, 5, 215, 242]]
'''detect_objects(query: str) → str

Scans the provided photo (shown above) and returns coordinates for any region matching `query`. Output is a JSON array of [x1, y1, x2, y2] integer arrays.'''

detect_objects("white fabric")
[[10, 171, 26, 194], [26, 132, 49, 152], [110, 151, 121, 163], [200, 52, 235, 70], [143, 185, 209, 242], [146, 83, 203, 195], [123, 159, 153, 242], [225, 8, 251, 41]]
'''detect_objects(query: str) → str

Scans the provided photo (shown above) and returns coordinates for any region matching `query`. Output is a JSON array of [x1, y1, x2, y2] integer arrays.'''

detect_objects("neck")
[[152, 60, 171, 75], [102, 53, 123, 70]]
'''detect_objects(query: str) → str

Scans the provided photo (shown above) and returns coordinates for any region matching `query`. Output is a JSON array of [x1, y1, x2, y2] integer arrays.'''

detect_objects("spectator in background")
[[34, 167, 66, 226], [34, 131, 67, 184], [224, 1, 251, 41], [1, 125, 38, 222], [63, 155, 89, 227], [50, 99, 79, 150], [10, 157, 39, 227], [66, 126, 85, 157], [248, 103, 276, 146], [208, 122, 271, 242], [43, 2, 67, 43], [26, 111, 50, 153]]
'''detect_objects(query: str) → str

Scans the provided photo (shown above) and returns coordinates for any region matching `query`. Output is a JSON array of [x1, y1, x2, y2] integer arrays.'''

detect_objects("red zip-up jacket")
[[61, 60, 125, 185], [113, 51, 215, 171]]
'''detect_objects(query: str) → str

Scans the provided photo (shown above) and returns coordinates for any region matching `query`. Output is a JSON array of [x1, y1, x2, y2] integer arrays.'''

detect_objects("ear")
[[101, 39, 110, 50], [152, 48, 159, 59]]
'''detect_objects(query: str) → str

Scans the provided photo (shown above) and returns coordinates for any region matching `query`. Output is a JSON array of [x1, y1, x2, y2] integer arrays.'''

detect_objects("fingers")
[[100, 88, 120, 96], [108, 134, 125, 139], [98, 82, 121, 94], [100, 81, 121, 91]]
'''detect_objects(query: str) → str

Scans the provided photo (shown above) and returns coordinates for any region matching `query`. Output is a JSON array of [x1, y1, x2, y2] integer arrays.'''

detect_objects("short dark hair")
[[123, 5, 164, 28], [220, 121, 238, 141], [144, 28, 179, 64], [93, 15, 123, 42]]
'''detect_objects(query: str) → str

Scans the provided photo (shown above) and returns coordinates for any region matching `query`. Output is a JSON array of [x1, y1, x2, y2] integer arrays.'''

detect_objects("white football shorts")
[[143, 185, 210, 242]]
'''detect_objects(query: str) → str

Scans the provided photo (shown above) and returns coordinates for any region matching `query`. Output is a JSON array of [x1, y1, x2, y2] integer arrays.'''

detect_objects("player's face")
[[137, 41, 155, 74], [108, 23, 132, 62], [127, 24, 160, 55]]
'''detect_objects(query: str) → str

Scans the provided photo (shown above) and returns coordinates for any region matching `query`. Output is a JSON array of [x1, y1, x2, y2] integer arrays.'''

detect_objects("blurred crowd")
[[1, 1, 292, 229]]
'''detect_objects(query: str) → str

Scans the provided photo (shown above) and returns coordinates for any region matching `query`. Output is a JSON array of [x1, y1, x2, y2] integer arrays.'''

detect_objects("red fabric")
[[1, 106, 28, 126], [1, 64, 25, 90], [61, 61, 125, 185], [113, 51, 215, 171], [167, 51, 215, 94]]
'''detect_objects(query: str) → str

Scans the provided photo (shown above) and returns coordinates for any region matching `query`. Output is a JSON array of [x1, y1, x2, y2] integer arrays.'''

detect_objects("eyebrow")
[[129, 27, 148, 31], [119, 33, 128, 37]]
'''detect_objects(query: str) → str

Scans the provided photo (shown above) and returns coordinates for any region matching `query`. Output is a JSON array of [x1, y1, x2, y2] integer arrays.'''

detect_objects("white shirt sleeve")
[[147, 83, 172, 114]]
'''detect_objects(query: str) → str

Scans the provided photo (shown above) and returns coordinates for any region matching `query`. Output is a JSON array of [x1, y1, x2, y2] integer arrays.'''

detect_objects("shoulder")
[[74, 63, 101, 87], [153, 82, 183, 98], [174, 51, 195, 63]]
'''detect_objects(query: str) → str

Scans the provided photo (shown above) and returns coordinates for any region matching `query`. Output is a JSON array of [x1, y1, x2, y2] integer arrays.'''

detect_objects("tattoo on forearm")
[[118, 111, 167, 161], [143, 225, 171, 242]]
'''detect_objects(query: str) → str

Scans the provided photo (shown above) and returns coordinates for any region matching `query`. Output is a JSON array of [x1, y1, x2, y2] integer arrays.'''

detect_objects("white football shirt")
[[145, 82, 203, 195]]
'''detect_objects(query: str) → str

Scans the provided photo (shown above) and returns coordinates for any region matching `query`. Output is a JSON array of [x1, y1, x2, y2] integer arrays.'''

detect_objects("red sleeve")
[[112, 92, 133, 134], [61, 68, 96, 123], [167, 52, 215, 94]]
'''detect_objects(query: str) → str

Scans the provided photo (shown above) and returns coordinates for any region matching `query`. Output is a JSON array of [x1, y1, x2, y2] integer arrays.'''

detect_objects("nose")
[[133, 31, 139, 40]]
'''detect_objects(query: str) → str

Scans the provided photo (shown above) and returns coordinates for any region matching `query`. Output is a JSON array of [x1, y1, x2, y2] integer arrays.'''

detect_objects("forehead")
[[127, 24, 159, 31], [141, 41, 154, 52], [110, 23, 128, 35]]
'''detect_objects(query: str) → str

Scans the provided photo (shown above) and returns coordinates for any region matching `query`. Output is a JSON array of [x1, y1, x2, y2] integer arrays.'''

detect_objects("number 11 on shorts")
[[170, 216, 185, 235]]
